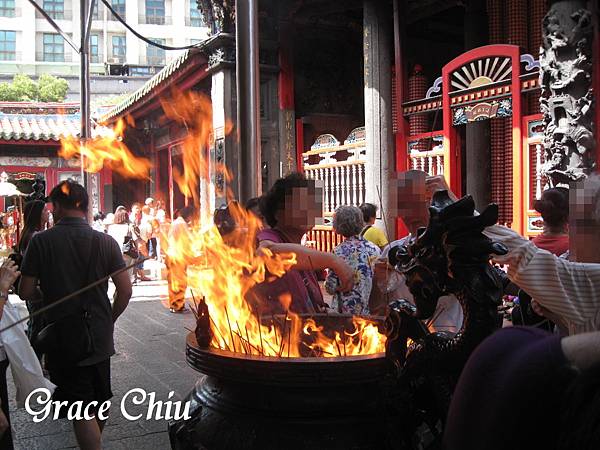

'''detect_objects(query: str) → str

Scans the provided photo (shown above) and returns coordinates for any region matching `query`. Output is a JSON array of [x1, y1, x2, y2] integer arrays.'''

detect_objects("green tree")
[[0, 74, 68, 102], [37, 74, 69, 102]]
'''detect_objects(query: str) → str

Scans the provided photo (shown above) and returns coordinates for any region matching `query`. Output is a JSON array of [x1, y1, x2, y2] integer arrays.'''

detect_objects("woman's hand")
[[0, 258, 20, 293], [331, 256, 355, 293]]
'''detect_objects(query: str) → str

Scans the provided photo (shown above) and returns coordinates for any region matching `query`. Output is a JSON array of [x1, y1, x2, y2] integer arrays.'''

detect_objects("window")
[[145, 0, 165, 25], [111, 35, 125, 62], [146, 39, 165, 65], [43, 0, 64, 19], [0, 31, 15, 60], [92, 1, 99, 20], [90, 34, 99, 63], [111, 0, 125, 17], [0, 0, 15, 18], [43, 33, 64, 62], [189, 3, 202, 27]]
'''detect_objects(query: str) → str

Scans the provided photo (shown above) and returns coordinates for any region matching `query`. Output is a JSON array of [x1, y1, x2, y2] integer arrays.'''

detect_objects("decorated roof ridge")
[[101, 47, 205, 122], [0, 112, 106, 142], [0, 101, 80, 108]]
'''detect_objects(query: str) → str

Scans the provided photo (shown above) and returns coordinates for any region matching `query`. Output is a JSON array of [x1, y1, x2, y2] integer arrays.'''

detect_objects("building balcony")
[[138, 54, 165, 66], [185, 16, 204, 27], [138, 14, 171, 25], [35, 9, 73, 20], [107, 54, 125, 64], [0, 7, 21, 18], [0, 52, 21, 62], [36, 52, 74, 62], [90, 53, 104, 64]]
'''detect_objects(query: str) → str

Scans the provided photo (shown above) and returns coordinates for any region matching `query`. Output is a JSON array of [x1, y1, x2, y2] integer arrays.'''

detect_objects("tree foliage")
[[0, 74, 68, 102]]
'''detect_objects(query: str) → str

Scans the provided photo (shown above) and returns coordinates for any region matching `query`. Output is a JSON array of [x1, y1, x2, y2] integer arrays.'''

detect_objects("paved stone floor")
[[7, 280, 198, 450]]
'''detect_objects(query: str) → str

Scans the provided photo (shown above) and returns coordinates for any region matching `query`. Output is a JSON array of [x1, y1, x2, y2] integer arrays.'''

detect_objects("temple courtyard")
[[7, 281, 197, 450]]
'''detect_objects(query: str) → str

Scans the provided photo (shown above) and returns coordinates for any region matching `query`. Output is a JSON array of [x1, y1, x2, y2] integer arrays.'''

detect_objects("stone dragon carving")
[[384, 191, 508, 443], [540, 2, 595, 186]]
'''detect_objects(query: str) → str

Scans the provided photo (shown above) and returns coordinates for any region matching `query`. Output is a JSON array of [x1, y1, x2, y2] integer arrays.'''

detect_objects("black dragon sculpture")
[[384, 190, 509, 446]]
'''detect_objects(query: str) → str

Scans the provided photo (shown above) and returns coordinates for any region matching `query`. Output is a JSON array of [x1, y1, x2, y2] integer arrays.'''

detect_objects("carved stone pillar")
[[540, 0, 595, 186], [196, 1, 239, 203], [363, 0, 394, 237]]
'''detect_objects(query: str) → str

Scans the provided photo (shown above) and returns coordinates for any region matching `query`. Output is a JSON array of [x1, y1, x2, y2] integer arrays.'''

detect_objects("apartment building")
[[0, 0, 209, 77]]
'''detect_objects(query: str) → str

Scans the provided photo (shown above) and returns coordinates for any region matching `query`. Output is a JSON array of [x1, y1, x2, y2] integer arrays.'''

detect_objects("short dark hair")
[[114, 210, 129, 224], [177, 206, 196, 221], [49, 180, 88, 213], [259, 173, 311, 228], [244, 197, 261, 211], [534, 187, 569, 228], [359, 203, 377, 223]]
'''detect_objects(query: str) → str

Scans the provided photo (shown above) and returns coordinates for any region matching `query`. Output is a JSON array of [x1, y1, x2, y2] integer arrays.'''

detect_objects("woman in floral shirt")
[[325, 206, 381, 315]]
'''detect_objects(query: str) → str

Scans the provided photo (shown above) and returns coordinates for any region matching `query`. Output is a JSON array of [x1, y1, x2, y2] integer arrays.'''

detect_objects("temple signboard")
[[452, 98, 512, 125]]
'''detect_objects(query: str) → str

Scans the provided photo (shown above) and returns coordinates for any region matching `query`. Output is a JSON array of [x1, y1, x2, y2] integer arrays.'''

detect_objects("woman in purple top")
[[252, 173, 354, 314], [444, 327, 600, 450]]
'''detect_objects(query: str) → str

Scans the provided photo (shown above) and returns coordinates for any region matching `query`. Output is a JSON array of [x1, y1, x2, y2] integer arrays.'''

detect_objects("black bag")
[[122, 225, 140, 259], [33, 233, 99, 365]]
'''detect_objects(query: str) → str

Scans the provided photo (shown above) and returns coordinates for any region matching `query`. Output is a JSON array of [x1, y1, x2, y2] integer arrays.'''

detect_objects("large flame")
[[62, 90, 386, 358], [59, 118, 152, 179]]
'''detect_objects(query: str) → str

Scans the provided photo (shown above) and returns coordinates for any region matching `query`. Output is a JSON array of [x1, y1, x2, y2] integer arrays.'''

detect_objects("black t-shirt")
[[444, 327, 575, 450], [21, 217, 126, 366]]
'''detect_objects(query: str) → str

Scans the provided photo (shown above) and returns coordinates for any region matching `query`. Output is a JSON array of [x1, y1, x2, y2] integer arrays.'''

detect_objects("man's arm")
[[18, 275, 38, 303], [485, 225, 600, 325], [111, 270, 131, 322]]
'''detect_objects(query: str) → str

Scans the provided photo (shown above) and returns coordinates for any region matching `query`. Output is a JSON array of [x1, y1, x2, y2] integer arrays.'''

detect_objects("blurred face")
[[41, 205, 50, 227], [278, 185, 322, 234], [396, 171, 429, 230], [132, 205, 141, 215], [570, 178, 600, 262]]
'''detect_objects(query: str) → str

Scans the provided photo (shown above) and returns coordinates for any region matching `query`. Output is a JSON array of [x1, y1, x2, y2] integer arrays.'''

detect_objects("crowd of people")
[[0, 168, 598, 449]]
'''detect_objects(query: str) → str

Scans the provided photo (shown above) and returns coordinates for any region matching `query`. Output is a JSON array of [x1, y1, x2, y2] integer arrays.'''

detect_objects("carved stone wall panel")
[[540, 1, 595, 186]]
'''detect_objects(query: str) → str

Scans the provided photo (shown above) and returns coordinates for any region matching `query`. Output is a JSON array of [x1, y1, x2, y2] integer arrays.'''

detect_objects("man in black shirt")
[[19, 180, 132, 450]]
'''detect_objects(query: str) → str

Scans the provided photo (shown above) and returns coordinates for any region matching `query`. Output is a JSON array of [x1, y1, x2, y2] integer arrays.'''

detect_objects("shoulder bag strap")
[[79, 232, 100, 313], [360, 225, 372, 237]]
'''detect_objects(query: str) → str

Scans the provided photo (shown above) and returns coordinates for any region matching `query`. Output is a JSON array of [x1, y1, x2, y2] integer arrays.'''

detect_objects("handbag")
[[33, 233, 99, 366], [0, 302, 56, 407], [122, 225, 140, 259]]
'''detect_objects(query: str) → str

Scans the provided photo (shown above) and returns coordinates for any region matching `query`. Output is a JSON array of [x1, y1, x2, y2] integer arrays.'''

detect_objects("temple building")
[[101, 0, 599, 250]]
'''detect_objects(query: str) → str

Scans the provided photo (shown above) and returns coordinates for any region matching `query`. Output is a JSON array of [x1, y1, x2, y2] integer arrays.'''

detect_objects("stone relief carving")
[[196, 0, 236, 34], [540, 2, 595, 187]]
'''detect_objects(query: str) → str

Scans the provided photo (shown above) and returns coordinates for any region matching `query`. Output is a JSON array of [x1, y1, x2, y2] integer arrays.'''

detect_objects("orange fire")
[[59, 118, 152, 179], [62, 89, 387, 358]]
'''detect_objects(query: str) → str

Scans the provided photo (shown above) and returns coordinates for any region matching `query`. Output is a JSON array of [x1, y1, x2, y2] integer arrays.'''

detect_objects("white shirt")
[[380, 235, 464, 334], [484, 225, 600, 335]]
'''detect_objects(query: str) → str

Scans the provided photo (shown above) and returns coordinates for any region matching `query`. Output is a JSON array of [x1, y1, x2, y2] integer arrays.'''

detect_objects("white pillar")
[[125, 0, 140, 64], [363, 0, 394, 235]]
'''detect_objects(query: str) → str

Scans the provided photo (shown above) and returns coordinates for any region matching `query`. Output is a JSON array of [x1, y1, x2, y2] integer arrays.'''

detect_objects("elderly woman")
[[255, 173, 354, 314], [325, 205, 380, 315]]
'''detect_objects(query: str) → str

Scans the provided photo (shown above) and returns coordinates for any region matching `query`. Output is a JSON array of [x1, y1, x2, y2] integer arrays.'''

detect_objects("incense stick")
[[278, 311, 288, 357], [224, 307, 237, 353], [257, 313, 264, 356], [0, 257, 149, 335], [236, 321, 248, 354], [287, 317, 291, 358], [209, 315, 231, 351]]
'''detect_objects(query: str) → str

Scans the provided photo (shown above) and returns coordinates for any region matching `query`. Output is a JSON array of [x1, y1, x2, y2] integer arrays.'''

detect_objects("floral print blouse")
[[325, 235, 381, 315]]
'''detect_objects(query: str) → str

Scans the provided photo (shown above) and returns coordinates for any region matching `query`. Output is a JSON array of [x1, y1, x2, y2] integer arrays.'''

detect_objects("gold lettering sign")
[[465, 102, 499, 122]]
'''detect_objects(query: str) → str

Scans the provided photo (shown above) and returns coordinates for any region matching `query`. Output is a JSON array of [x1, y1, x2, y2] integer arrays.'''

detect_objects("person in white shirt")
[[373, 170, 464, 333], [0, 258, 19, 447], [427, 174, 600, 335]]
